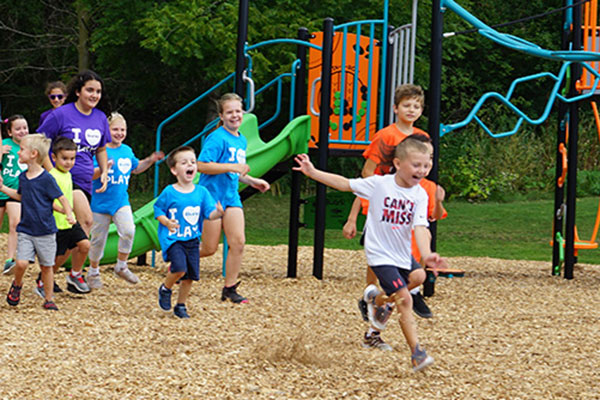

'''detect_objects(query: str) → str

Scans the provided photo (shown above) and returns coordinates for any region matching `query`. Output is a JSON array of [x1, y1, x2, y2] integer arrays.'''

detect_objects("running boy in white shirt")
[[292, 135, 447, 372]]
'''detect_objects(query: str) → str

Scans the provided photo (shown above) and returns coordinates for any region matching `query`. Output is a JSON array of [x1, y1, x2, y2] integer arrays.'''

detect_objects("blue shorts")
[[220, 191, 242, 209], [370, 265, 413, 296], [166, 238, 200, 281]]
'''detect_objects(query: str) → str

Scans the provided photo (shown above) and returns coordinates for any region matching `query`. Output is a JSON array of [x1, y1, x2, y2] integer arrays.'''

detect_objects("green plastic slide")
[[95, 113, 311, 265]]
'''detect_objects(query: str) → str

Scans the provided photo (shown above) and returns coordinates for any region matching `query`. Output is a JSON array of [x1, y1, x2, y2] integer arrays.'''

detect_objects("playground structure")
[[92, 0, 600, 284]]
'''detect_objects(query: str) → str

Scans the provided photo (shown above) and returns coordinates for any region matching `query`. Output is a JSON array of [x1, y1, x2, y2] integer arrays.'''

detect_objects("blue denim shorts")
[[166, 238, 200, 281]]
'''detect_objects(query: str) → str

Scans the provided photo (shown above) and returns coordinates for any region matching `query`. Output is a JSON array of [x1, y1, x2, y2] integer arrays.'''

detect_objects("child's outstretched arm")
[[414, 225, 448, 271], [0, 176, 21, 201], [133, 151, 165, 175], [292, 154, 352, 192], [239, 175, 270, 193]]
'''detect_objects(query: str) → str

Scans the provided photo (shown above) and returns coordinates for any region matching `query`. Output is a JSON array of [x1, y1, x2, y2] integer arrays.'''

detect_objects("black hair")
[[1, 114, 26, 138], [65, 70, 110, 114]]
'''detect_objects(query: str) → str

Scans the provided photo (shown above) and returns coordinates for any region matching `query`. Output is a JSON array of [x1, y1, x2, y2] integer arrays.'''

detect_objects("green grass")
[[242, 192, 600, 265], [5, 191, 600, 265]]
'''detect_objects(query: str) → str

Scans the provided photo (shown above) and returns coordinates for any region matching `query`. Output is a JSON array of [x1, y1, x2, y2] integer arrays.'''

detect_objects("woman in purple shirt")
[[38, 70, 110, 240]]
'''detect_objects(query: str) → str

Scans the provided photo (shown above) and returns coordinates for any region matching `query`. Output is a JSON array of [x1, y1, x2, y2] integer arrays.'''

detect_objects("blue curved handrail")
[[246, 39, 322, 52], [441, 62, 600, 137], [442, 0, 600, 62]]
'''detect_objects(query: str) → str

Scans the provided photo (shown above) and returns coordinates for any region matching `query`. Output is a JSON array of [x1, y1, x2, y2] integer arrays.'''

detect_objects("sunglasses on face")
[[49, 94, 64, 100]]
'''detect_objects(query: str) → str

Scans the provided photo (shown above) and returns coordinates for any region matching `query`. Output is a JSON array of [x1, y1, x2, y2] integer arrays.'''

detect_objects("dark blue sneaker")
[[173, 303, 190, 319], [158, 284, 172, 311]]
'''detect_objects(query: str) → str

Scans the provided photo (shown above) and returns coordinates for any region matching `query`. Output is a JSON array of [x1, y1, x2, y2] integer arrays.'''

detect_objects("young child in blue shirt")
[[87, 112, 164, 289], [0, 134, 75, 310], [155, 146, 223, 318]]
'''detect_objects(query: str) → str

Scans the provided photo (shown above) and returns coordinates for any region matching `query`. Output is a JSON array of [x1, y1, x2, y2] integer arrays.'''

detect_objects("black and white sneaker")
[[221, 281, 248, 304], [412, 292, 433, 318]]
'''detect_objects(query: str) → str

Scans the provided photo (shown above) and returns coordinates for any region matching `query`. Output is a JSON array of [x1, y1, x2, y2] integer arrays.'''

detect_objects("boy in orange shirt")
[[343, 84, 447, 350]]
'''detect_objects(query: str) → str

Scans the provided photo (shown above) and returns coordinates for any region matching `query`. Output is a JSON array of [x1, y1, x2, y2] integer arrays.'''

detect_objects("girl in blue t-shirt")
[[87, 112, 164, 289], [197, 93, 270, 303]]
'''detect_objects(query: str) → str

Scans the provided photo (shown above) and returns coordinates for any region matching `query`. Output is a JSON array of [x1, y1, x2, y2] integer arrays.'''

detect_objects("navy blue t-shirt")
[[17, 169, 63, 236]]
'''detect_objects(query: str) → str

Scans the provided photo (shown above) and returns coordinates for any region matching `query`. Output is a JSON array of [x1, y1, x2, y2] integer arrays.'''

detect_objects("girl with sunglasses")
[[38, 81, 67, 127]]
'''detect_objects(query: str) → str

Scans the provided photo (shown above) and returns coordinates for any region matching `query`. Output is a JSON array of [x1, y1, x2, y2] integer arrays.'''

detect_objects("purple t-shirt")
[[38, 102, 111, 194], [38, 108, 54, 128]]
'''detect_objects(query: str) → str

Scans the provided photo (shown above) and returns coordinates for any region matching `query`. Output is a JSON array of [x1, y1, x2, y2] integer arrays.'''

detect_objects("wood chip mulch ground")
[[1, 235, 599, 399]]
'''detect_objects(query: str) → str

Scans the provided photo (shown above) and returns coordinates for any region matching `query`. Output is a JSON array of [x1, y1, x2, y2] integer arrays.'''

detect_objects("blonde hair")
[[394, 84, 425, 108], [22, 134, 51, 164], [108, 111, 126, 127], [394, 135, 431, 161]]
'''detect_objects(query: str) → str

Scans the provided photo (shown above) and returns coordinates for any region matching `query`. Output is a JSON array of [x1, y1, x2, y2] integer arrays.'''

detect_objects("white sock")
[[410, 287, 420, 295], [71, 270, 82, 277], [115, 259, 128, 272], [89, 267, 100, 276]]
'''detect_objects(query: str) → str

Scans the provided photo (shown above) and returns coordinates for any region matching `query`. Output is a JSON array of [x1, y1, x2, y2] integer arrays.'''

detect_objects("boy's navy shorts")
[[166, 238, 200, 281], [370, 265, 411, 296]]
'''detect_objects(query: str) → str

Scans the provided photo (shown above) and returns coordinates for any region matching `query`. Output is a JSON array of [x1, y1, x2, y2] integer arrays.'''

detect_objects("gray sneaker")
[[87, 273, 103, 290], [364, 284, 392, 330], [362, 332, 393, 351], [114, 268, 139, 284], [411, 344, 434, 372], [34, 281, 45, 299], [66, 273, 91, 294]]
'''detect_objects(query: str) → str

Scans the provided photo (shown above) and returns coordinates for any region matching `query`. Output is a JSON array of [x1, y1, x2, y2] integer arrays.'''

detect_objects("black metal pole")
[[551, 3, 571, 275], [423, 0, 443, 297], [235, 0, 249, 97], [313, 18, 334, 280], [564, 2, 583, 280], [287, 27, 310, 278]]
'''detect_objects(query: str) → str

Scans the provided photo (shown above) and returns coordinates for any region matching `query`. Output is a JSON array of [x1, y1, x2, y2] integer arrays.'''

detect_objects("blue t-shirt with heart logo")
[[91, 144, 139, 215], [38, 102, 111, 195], [153, 184, 217, 260]]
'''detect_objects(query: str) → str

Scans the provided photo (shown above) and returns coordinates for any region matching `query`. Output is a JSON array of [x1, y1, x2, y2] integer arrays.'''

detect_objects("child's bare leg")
[[392, 289, 418, 352], [366, 266, 377, 286], [13, 260, 28, 286], [200, 218, 222, 257], [407, 268, 426, 291], [54, 251, 71, 271], [40, 265, 55, 302], [70, 240, 90, 273], [176, 279, 193, 304], [164, 271, 186, 289], [222, 207, 245, 287], [6, 202, 20, 261]]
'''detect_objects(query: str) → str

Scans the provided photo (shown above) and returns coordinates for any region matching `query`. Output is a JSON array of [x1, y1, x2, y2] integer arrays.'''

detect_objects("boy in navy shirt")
[[0, 134, 75, 310], [155, 146, 223, 318]]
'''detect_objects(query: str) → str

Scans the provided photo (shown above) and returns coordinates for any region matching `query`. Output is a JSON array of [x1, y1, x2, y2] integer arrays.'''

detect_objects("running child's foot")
[[34, 279, 45, 299], [87, 273, 103, 290], [158, 284, 172, 311], [362, 331, 393, 351], [221, 281, 248, 304], [66, 273, 91, 294], [43, 300, 58, 311], [2, 259, 15, 275], [173, 303, 190, 319], [363, 284, 392, 330], [6, 281, 21, 306], [412, 292, 433, 318], [114, 268, 139, 284], [411, 344, 434, 372]]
